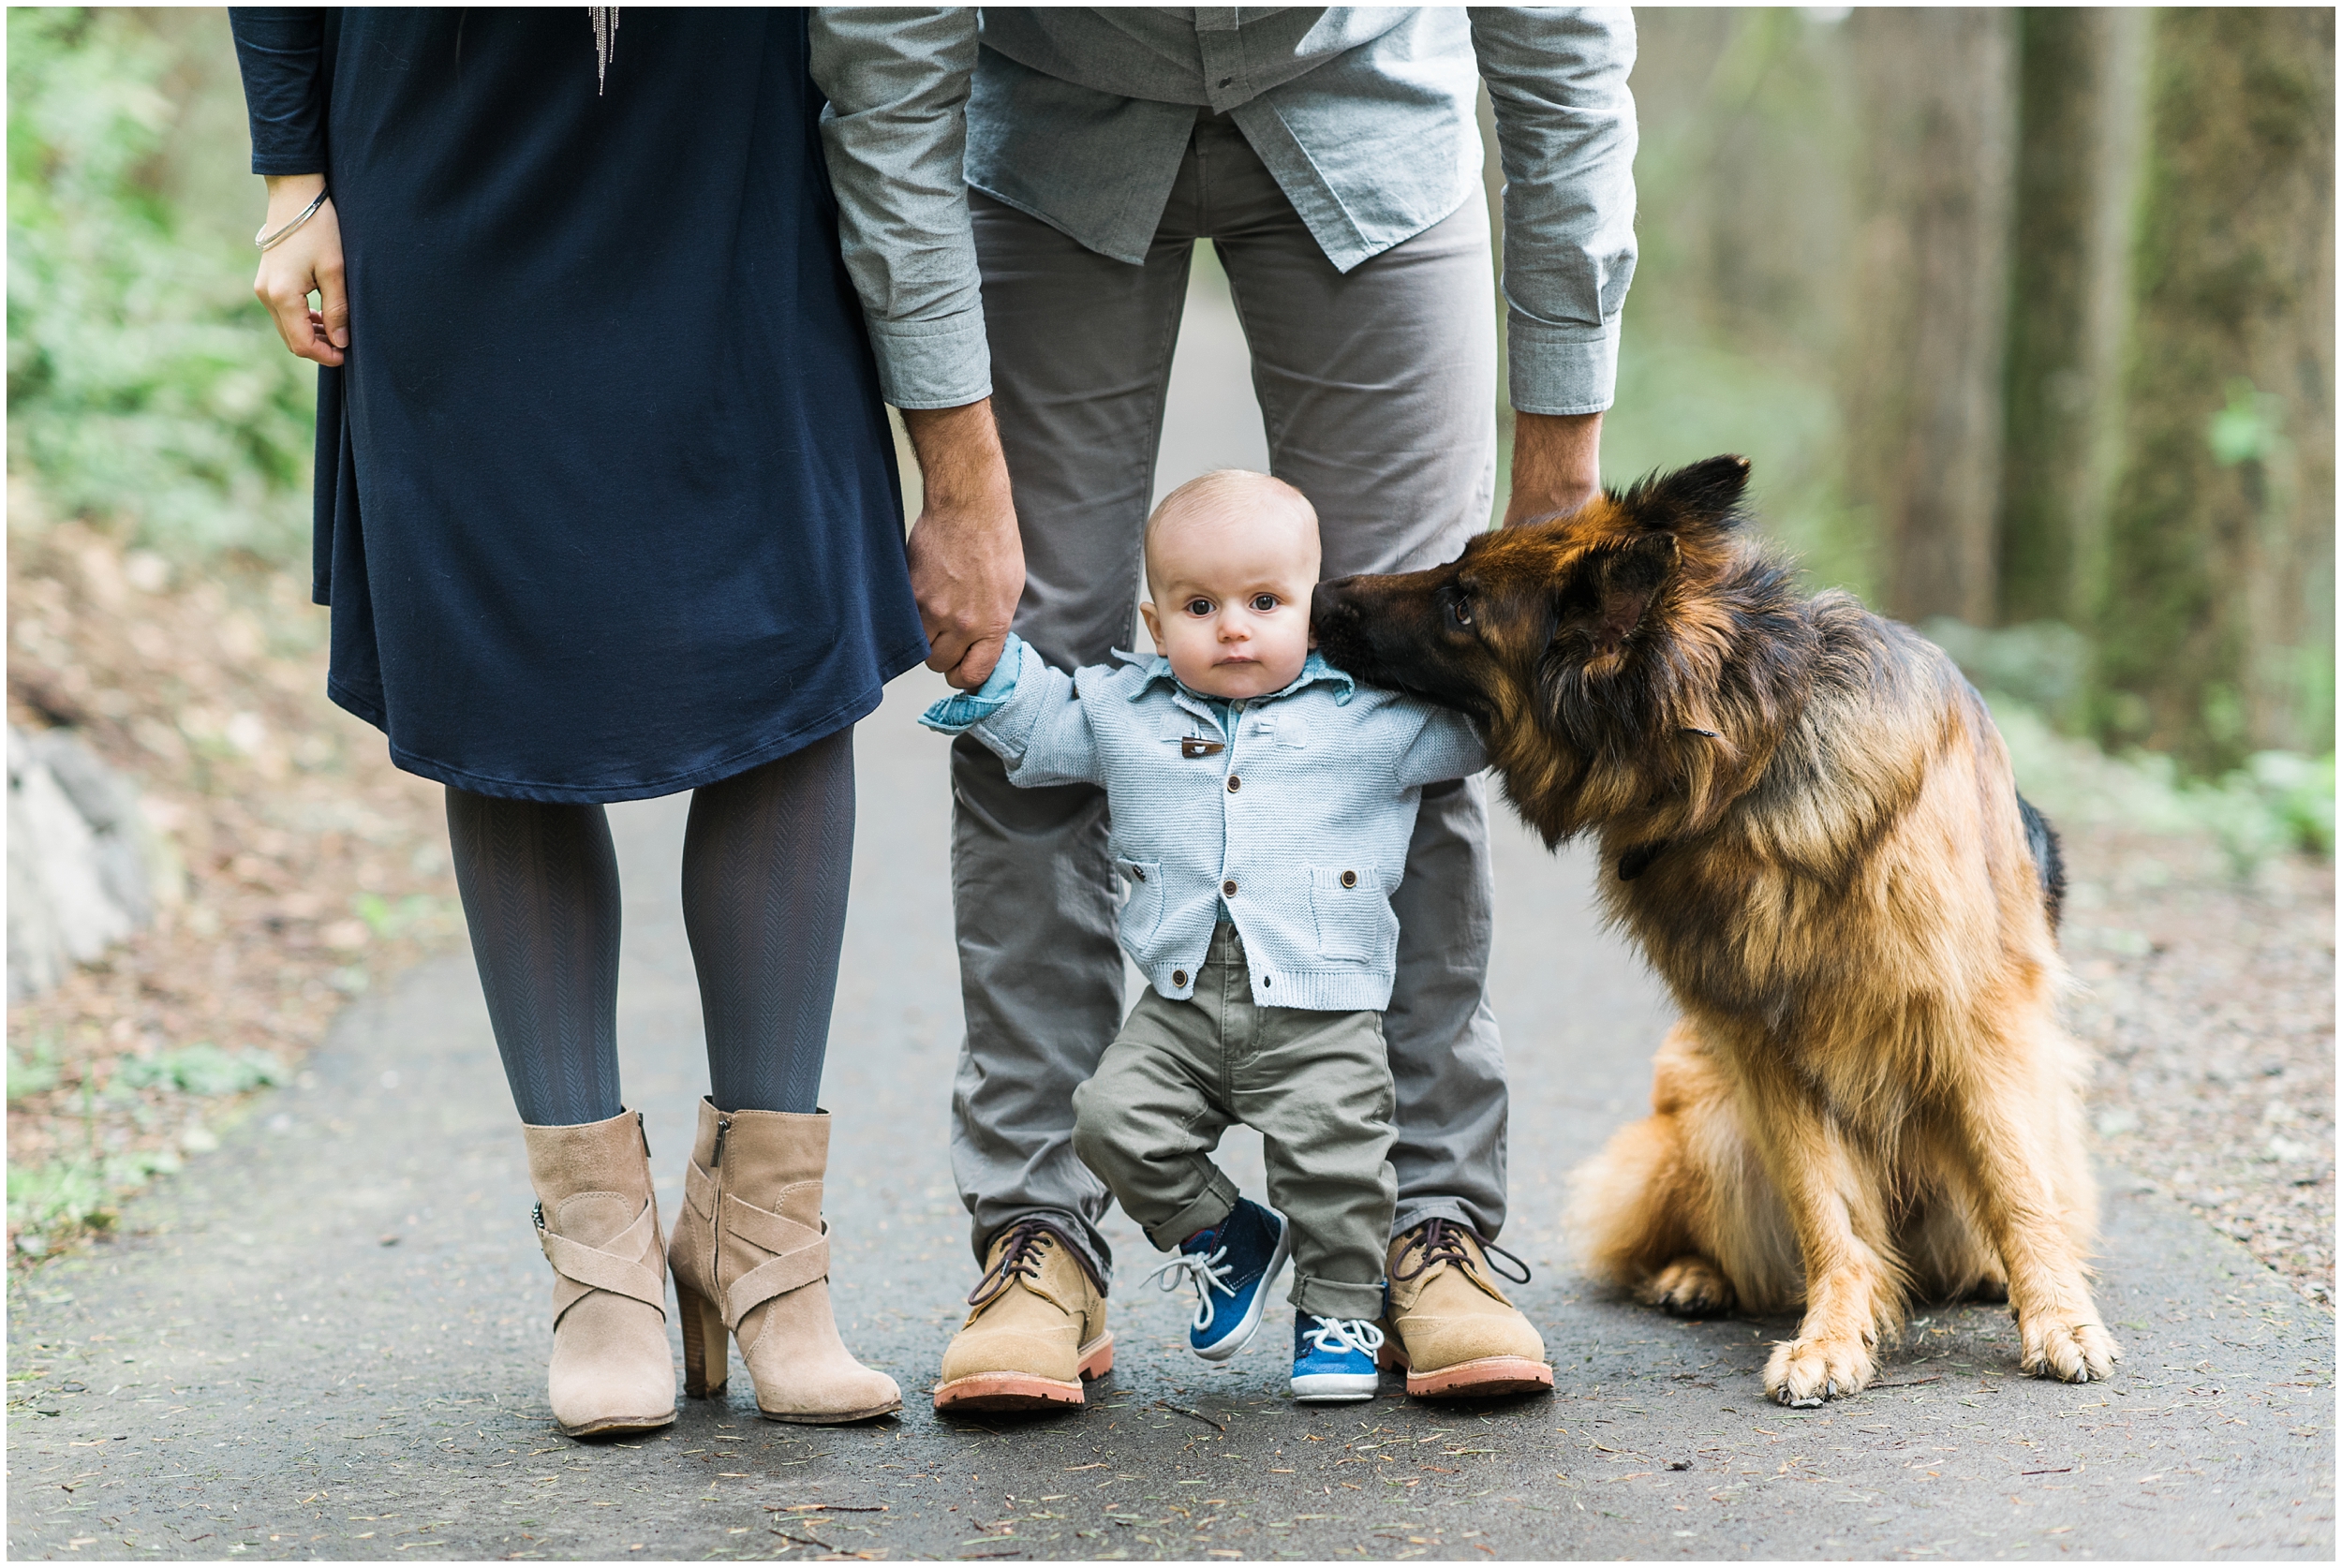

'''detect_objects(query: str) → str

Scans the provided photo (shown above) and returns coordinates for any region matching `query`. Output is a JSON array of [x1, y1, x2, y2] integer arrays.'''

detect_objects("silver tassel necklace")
[[589, 7, 619, 95]]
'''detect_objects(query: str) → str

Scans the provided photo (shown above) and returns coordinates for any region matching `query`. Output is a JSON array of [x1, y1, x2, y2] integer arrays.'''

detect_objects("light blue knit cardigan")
[[921, 632, 1487, 1012]]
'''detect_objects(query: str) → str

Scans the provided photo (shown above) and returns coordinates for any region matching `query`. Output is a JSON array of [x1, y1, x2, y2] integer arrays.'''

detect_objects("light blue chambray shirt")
[[808, 7, 1638, 419], [918, 632, 1489, 1013]]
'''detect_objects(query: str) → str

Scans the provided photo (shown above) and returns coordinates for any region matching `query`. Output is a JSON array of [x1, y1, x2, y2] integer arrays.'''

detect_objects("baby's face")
[[1140, 493, 1320, 701]]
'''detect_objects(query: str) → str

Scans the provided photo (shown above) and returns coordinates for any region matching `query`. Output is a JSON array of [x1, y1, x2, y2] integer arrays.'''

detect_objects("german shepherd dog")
[[1312, 455, 2119, 1406]]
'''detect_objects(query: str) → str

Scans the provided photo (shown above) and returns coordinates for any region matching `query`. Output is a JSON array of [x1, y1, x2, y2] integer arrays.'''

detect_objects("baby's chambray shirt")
[[920, 631, 1488, 1012]]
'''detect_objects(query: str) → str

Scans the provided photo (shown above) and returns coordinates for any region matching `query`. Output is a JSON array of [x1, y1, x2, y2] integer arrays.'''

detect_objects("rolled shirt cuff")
[[1505, 316, 1622, 418], [866, 310, 994, 411], [918, 631, 1025, 732]]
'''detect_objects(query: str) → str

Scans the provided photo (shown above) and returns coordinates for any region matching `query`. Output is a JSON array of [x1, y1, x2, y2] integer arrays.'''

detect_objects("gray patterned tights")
[[445, 727, 854, 1126]]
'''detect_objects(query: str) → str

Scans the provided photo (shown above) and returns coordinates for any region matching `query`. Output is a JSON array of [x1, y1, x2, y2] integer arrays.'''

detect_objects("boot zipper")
[[710, 1114, 732, 1169]]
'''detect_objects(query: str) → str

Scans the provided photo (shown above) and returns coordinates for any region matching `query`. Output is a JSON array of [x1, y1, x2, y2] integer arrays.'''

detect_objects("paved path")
[[10, 266, 2333, 1563]]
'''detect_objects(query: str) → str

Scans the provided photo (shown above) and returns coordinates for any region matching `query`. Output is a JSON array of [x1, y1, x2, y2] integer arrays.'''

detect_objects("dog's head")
[[1313, 454, 1804, 842]]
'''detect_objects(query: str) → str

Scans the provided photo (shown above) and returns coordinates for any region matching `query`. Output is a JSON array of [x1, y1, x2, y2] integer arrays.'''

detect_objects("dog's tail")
[[2018, 791, 2066, 933]]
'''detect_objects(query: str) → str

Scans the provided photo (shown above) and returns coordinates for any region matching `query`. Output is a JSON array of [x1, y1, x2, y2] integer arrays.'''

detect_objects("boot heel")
[[678, 1280, 729, 1398]]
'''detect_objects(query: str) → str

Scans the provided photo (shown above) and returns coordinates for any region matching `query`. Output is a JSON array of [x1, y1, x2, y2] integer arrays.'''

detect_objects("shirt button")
[[1217, 75, 1234, 87], [1223, 880, 1238, 897], [1173, 969, 1188, 987], [1261, 974, 1271, 986], [1226, 776, 1241, 792], [1340, 869, 1357, 889]]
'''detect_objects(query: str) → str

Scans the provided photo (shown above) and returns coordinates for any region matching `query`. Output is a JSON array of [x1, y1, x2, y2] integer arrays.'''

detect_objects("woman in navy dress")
[[233, 7, 925, 1436]]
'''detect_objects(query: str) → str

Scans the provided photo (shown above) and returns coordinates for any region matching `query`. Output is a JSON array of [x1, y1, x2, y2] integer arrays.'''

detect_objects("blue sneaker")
[[1292, 1314, 1386, 1402], [1145, 1197, 1291, 1361]]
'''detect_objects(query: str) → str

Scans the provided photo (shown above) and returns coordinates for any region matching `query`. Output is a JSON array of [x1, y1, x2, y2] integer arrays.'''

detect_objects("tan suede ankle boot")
[[1381, 1219, 1554, 1399], [522, 1109, 678, 1438], [668, 1100, 902, 1424]]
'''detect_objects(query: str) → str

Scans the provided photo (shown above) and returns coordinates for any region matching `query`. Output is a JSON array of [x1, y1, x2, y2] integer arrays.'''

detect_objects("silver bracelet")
[[255, 188, 330, 252]]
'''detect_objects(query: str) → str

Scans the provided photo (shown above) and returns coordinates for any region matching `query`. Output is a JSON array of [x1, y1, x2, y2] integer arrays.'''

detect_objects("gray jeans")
[[950, 111, 1507, 1283], [1072, 925, 1396, 1322]]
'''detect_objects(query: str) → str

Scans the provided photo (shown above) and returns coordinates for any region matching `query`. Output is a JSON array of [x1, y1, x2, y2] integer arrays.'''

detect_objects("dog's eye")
[[1450, 599, 1474, 629], [1249, 593, 1279, 614]]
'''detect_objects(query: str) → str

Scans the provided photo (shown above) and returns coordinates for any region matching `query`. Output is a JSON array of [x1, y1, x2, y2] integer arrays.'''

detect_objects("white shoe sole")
[[1192, 1212, 1292, 1363], [1291, 1371, 1379, 1402]]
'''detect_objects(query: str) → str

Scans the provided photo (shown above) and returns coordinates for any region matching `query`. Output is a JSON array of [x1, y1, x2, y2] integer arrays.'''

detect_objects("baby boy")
[[920, 469, 1485, 1402]]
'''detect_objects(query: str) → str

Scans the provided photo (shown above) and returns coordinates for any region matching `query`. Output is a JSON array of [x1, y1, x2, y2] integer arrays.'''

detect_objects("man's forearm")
[[1504, 410, 1604, 525], [901, 399, 1024, 688], [901, 400, 1013, 510]]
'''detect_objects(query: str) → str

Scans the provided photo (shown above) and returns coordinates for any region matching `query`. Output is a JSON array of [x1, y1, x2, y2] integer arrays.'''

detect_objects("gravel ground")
[[2060, 820, 2335, 1306]]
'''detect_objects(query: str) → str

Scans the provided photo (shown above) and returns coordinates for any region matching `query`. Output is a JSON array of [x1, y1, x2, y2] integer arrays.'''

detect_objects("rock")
[[7, 725, 160, 1001]]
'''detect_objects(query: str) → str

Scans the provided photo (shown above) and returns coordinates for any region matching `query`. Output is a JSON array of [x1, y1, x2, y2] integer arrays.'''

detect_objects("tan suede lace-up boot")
[[933, 1220, 1113, 1413], [668, 1101, 902, 1424], [522, 1109, 678, 1438], [1381, 1219, 1555, 1398]]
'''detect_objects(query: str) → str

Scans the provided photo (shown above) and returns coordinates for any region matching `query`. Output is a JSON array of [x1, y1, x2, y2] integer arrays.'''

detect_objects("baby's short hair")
[[1144, 469, 1318, 593]]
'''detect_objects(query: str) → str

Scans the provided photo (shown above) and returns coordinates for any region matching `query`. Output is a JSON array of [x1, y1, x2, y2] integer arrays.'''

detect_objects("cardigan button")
[[1223, 880, 1238, 897], [1226, 775, 1241, 791], [1340, 869, 1358, 889], [1172, 969, 1188, 987]]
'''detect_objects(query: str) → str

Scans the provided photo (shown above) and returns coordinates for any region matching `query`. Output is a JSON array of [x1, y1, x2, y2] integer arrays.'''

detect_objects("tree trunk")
[[1839, 8, 2018, 626], [2096, 8, 2335, 770], [1996, 9, 2150, 629]]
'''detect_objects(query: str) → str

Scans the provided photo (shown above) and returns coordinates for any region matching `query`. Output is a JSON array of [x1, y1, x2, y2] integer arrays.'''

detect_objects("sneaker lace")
[[1391, 1217, 1532, 1285], [1144, 1245, 1238, 1332], [967, 1219, 1062, 1309], [1300, 1315, 1386, 1357]]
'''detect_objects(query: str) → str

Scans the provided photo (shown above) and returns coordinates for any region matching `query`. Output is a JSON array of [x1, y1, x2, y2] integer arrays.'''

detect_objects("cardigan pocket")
[[1309, 864, 1394, 965], [1114, 857, 1164, 947]]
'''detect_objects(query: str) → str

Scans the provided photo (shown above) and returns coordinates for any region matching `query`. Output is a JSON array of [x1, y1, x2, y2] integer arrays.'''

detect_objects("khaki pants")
[[1071, 925, 1395, 1322], [950, 108, 1509, 1284]]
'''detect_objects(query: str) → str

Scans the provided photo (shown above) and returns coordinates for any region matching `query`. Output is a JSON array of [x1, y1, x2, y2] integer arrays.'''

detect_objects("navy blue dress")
[[231, 8, 927, 802]]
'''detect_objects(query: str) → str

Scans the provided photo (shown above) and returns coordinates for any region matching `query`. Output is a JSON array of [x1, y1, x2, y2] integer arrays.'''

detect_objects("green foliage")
[[354, 892, 442, 941], [1931, 618, 2335, 873], [2205, 376, 2289, 468], [111, 1042, 287, 1097], [7, 7, 312, 562], [6, 1035, 65, 1104], [8, 1147, 185, 1252], [1602, 328, 1875, 599]]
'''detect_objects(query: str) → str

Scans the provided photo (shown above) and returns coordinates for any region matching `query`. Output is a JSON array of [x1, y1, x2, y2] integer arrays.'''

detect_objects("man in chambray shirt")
[[808, 7, 1637, 1410]]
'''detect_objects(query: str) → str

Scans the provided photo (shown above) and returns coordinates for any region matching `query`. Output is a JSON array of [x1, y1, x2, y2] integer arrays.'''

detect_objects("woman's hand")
[[251, 172, 348, 367]]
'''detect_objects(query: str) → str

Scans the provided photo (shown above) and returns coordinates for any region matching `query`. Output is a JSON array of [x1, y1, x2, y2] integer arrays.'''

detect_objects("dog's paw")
[[1762, 1335, 1875, 1406], [1640, 1256, 1736, 1318], [2019, 1313, 2122, 1383]]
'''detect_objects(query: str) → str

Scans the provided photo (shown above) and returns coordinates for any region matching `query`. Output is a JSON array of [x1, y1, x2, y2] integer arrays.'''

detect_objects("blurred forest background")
[[4, 9, 2335, 1278]]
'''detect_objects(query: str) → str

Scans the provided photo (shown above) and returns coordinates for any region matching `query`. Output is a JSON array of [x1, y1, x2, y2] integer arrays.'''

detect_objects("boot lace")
[[1300, 1315, 1386, 1358], [1391, 1217, 1532, 1285], [1145, 1244, 1237, 1331], [968, 1219, 1071, 1309]]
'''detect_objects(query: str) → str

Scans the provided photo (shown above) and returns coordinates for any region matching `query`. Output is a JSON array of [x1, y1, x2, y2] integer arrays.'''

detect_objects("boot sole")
[[932, 1333, 1114, 1413], [560, 1409, 678, 1439], [1381, 1346, 1555, 1400]]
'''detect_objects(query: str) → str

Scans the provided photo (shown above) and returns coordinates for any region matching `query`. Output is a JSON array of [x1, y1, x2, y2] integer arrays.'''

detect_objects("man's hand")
[[251, 173, 348, 367], [901, 400, 1024, 689], [1503, 410, 1605, 526]]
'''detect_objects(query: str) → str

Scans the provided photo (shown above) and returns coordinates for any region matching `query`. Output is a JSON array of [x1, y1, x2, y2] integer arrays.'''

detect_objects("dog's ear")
[[1618, 454, 1752, 535], [1559, 532, 1678, 656]]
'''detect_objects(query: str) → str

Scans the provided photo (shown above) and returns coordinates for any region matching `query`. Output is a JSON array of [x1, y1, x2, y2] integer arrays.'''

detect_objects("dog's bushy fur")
[[1312, 455, 2119, 1404]]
